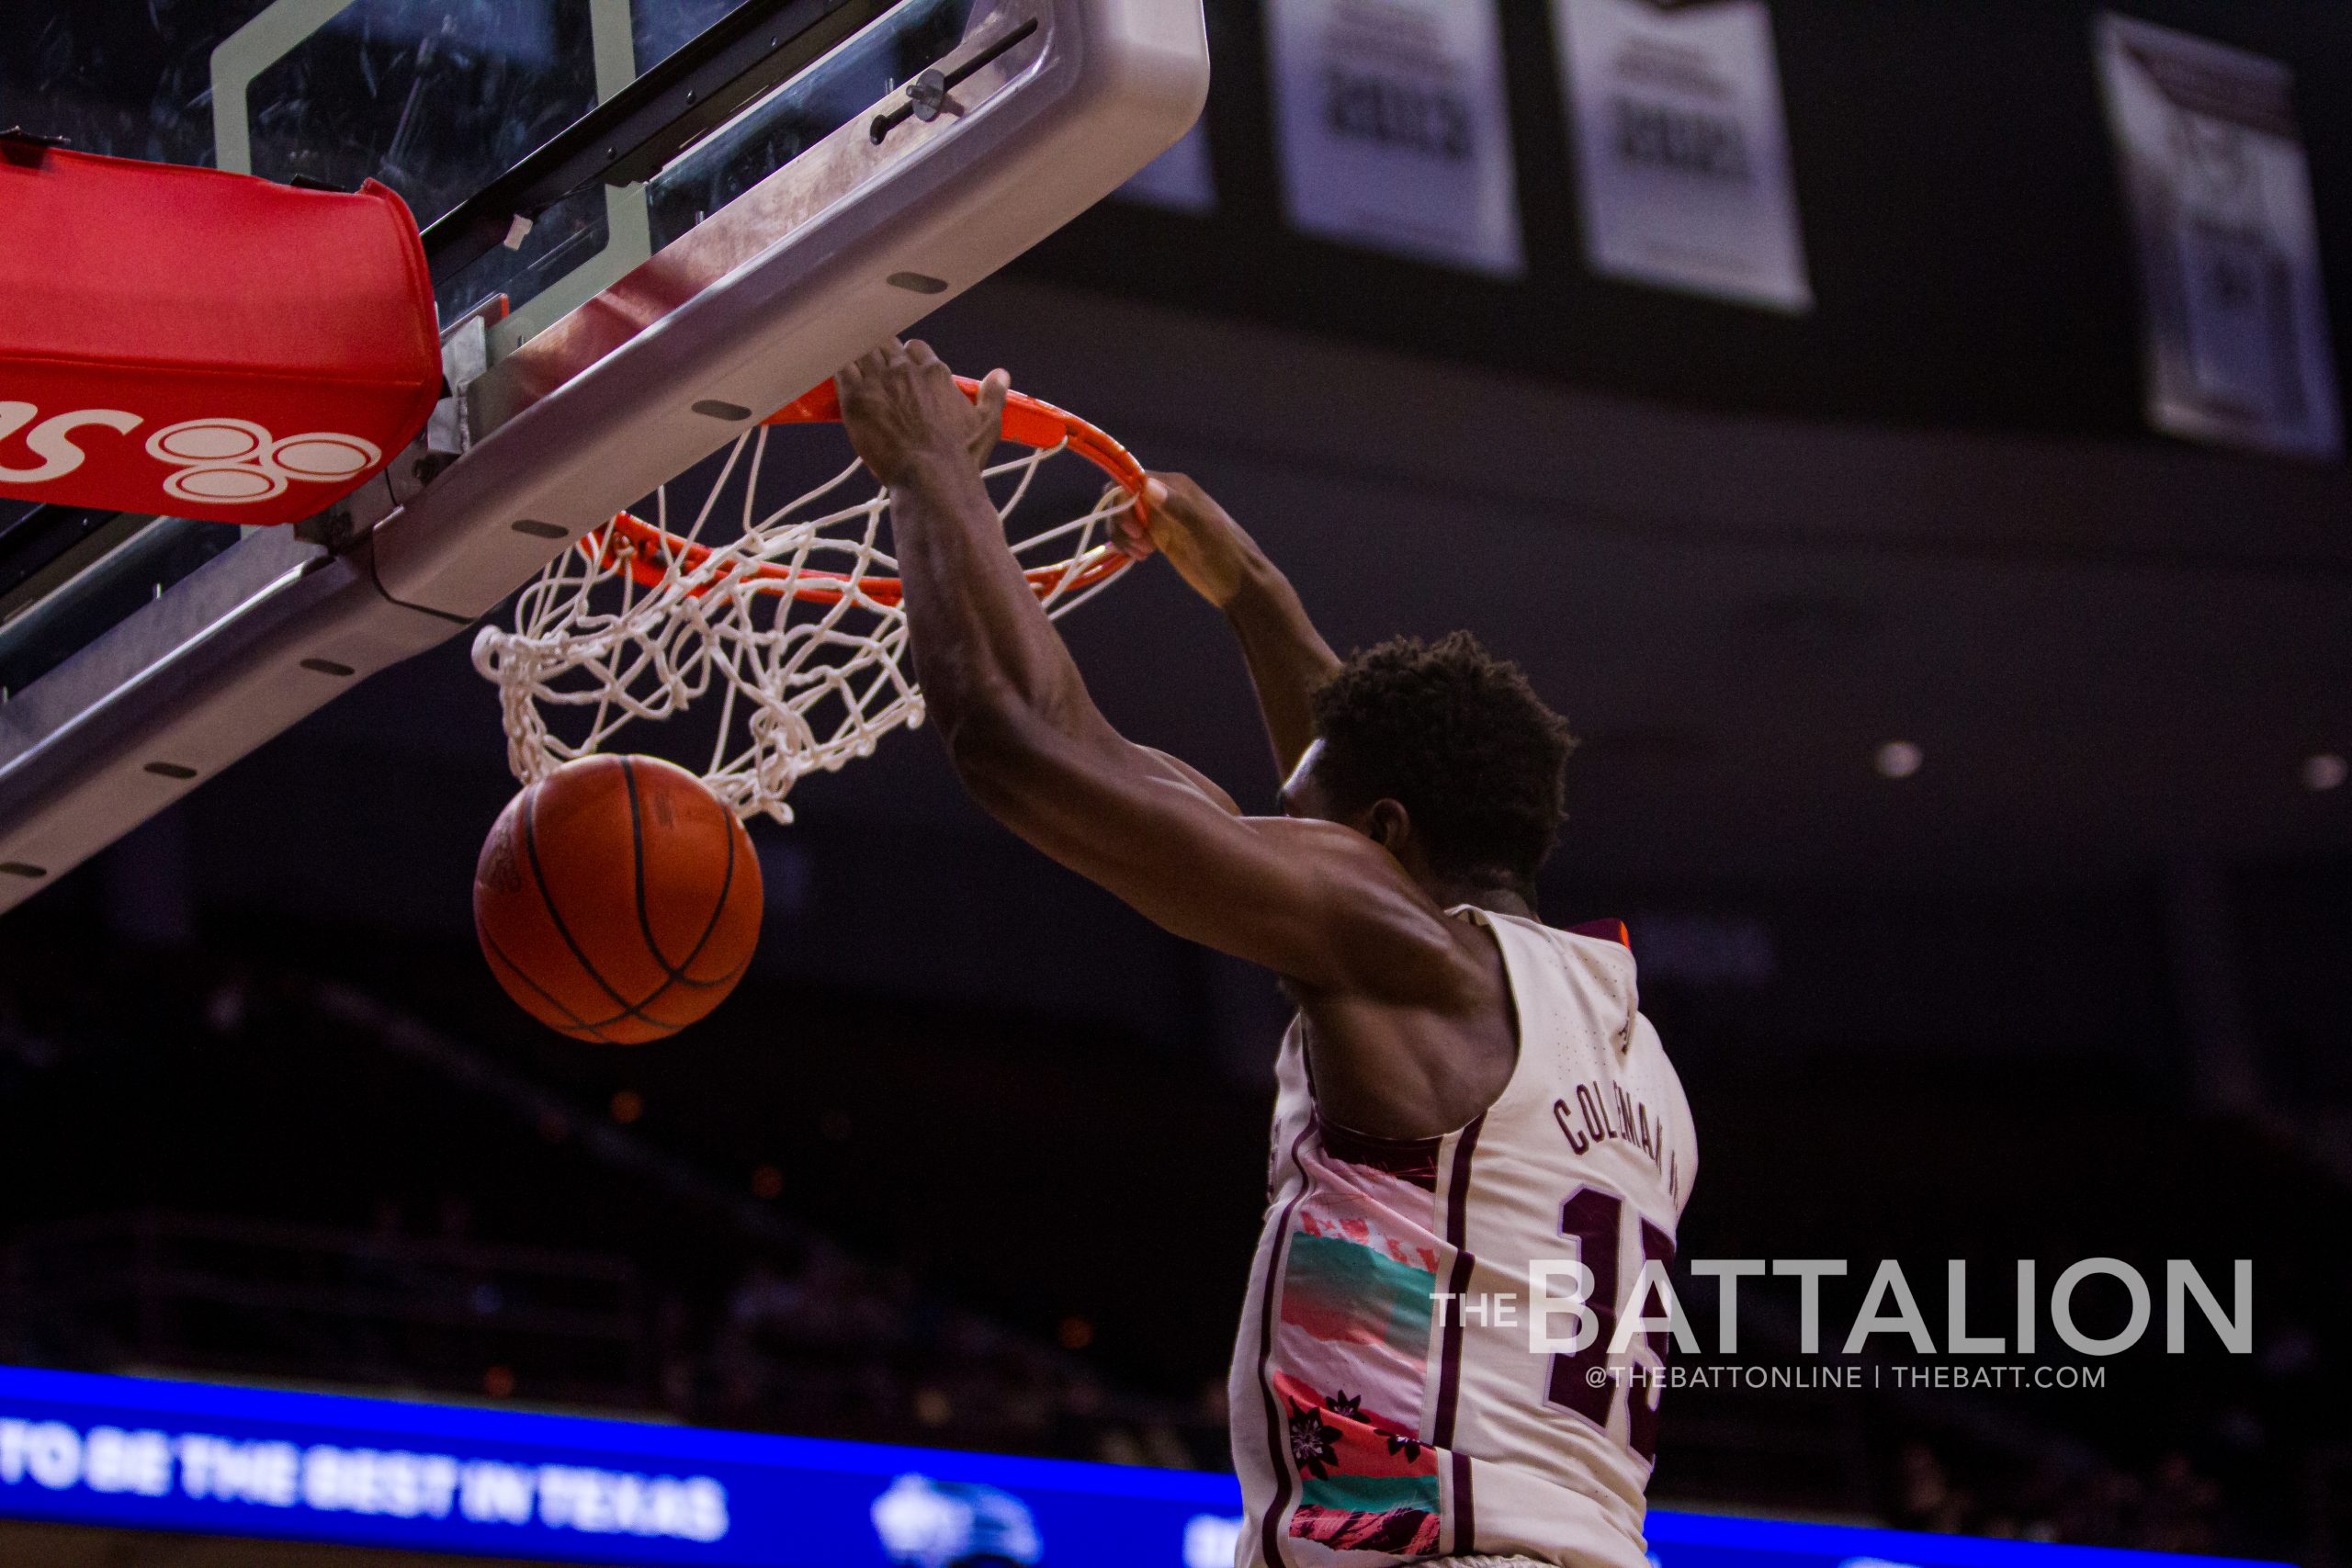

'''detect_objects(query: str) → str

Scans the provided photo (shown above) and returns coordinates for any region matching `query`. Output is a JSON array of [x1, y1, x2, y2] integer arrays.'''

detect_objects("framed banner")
[[2096, 14, 2341, 459], [1554, 0, 1812, 312], [1267, 0, 1526, 276]]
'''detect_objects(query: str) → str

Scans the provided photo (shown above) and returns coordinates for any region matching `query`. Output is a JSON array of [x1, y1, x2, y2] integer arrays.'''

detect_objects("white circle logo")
[[146, 419, 380, 506]]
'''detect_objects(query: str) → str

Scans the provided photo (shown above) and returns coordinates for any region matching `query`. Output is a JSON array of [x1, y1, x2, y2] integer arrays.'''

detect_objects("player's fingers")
[[1098, 482, 1152, 559], [976, 367, 1010, 421], [850, 347, 899, 397], [904, 339, 940, 367], [968, 369, 1011, 459]]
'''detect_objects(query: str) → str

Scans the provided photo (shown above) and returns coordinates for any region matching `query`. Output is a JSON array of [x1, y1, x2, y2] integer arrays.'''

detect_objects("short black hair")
[[1309, 631, 1574, 889]]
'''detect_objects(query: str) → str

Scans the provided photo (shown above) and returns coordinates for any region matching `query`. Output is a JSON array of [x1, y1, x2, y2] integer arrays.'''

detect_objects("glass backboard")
[[0, 0, 1209, 906]]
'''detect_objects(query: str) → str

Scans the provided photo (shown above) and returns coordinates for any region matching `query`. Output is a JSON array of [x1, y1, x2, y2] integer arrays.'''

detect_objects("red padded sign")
[[0, 144, 441, 525]]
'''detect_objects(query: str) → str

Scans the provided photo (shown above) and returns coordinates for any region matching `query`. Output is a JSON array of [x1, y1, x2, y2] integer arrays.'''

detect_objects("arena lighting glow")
[[0, 1366, 2289, 1568]]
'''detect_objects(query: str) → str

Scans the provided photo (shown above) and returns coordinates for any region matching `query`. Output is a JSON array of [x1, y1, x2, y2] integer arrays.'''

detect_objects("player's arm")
[[1136, 745, 1241, 815], [837, 343, 1472, 1004], [1109, 473, 1340, 782]]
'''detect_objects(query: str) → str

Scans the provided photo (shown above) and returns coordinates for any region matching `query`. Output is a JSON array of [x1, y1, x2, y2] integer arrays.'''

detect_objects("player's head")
[[1282, 631, 1573, 902]]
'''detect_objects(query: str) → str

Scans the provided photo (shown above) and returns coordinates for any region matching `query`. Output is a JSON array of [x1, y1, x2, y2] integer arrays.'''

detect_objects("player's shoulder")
[[1248, 816, 1495, 1007]]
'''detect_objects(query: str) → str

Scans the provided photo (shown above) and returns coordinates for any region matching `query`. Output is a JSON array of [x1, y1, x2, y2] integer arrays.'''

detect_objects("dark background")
[[4, 0, 2351, 1560]]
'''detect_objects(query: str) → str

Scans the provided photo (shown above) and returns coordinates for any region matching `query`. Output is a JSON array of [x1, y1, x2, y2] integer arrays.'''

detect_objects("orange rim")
[[593, 378, 1147, 607]]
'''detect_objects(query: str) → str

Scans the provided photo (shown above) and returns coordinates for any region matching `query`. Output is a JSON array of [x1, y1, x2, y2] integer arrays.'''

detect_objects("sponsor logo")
[[0, 402, 140, 485], [871, 1473, 1042, 1567], [0, 405, 379, 504], [145, 418, 380, 505]]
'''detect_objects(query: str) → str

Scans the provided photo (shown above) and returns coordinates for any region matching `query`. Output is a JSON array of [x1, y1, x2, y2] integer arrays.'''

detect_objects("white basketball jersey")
[[1229, 908, 1696, 1568]]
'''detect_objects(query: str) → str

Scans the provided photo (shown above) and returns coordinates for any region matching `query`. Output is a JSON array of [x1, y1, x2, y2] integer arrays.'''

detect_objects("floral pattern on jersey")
[[1275, 1373, 1442, 1556], [1288, 1395, 1342, 1478]]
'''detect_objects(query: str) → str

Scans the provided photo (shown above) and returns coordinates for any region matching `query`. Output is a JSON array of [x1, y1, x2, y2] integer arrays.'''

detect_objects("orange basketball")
[[473, 755, 763, 1043]]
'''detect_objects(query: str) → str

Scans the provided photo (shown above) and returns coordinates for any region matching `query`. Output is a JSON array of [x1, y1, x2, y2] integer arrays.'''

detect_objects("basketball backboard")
[[0, 0, 1207, 909]]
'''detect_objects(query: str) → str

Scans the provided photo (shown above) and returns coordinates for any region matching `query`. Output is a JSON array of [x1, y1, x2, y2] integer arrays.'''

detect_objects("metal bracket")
[[300, 299, 504, 550], [870, 18, 1040, 143]]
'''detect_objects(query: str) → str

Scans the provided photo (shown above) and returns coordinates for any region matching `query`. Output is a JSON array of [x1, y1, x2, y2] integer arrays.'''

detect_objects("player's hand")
[[835, 340, 1010, 490], [1104, 471, 1264, 611]]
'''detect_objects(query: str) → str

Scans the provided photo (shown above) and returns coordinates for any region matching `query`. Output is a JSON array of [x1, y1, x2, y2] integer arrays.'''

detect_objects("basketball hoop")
[[470, 378, 1147, 823]]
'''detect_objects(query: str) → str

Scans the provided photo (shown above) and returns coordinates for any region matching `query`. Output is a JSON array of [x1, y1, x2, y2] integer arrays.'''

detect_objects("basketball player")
[[837, 341, 1696, 1568]]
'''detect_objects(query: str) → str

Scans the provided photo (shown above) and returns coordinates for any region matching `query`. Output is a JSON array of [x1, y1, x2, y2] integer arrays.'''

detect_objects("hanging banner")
[[1553, 0, 1811, 313], [1119, 120, 1216, 215], [1267, 0, 1525, 276], [2096, 15, 2341, 459]]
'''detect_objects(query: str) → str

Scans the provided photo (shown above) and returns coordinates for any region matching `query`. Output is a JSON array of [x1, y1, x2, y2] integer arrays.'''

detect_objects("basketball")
[[473, 754, 763, 1043]]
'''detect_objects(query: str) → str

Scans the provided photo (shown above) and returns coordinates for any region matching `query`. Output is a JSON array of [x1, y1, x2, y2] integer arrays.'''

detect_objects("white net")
[[470, 407, 1139, 823]]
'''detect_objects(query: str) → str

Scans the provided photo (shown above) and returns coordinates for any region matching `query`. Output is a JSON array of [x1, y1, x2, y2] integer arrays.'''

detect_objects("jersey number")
[[1545, 1186, 1675, 1462]]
